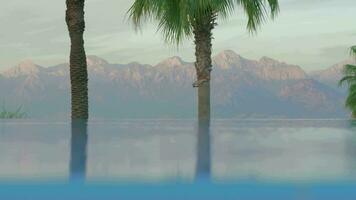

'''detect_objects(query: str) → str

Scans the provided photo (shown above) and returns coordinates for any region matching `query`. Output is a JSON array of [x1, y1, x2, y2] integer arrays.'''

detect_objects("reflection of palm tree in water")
[[70, 119, 88, 182], [195, 120, 211, 180], [346, 120, 356, 179]]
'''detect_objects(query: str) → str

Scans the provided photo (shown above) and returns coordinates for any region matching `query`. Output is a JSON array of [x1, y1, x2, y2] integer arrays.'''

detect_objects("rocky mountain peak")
[[216, 50, 241, 59], [252, 55, 306, 79], [156, 56, 186, 67], [309, 58, 356, 87], [87, 55, 109, 66], [0, 51, 348, 118], [86, 55, 111, 74], [213, 50, 243, 69], [259, 56, 279, 64], [1, 59, 43, 78]]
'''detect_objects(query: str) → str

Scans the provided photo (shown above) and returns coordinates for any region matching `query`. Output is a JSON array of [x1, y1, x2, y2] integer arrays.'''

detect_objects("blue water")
[[1, 119, 356, 199]]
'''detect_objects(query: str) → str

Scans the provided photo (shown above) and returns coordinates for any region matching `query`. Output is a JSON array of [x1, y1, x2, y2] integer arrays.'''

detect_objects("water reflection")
[[86, 121, 195, 181], [69, 119, 88, 182], [345, 120, 356, 178], [0, 122, 68, 179], [1, 120, 356, 182], [195, 120, 211, 180]]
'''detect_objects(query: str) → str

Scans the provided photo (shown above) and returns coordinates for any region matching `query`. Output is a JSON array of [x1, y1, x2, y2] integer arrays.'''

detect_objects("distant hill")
[[310, 58, 356, 89], [0, 50, 351, 119]]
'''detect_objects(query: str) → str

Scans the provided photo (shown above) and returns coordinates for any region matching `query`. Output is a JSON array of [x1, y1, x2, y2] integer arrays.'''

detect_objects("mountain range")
[[1, 50, 354, 119]]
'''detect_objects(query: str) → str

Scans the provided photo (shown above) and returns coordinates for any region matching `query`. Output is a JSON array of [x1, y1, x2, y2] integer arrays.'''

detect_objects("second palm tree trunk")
[[66, 0, 89, 119], [193, 13, 215, 176]]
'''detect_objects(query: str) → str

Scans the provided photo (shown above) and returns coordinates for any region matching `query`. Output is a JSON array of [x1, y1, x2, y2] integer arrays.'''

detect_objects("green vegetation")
[[128, 0, 279, 127], [0, 106, 26, 119], [339, 46, 356, 118]]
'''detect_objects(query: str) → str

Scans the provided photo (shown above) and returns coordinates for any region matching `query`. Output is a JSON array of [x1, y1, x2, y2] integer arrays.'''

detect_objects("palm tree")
[[129, 1, 279, 179], [339, 46, 356, 118], [66, 0, 89, 119], [129, 0, 279, 127]]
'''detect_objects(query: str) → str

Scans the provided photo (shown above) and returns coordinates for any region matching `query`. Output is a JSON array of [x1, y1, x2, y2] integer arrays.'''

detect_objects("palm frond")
[[157, 0, 192, 44], [128, 0, 279, 44], [339, 64, 356, 86], [340, 45, 356, 115], [206, 0, 279, 32], [238, 0, 266, 32], [129, 0, 193, 44], [345, 84, 356, 111], [351, 45, 356, 57], [339, 76, 356, 87]]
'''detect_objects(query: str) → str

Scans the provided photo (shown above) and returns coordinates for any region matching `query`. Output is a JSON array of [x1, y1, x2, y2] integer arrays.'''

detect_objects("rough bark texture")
[[193, 13, 215, 122], [66, 0, 89, 119], [70, 119, 88, 181], [193, 13, 215, 178]]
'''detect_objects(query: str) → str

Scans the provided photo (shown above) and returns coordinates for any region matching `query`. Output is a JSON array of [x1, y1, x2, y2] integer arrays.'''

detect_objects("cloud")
[[0, 0, 355, 70]]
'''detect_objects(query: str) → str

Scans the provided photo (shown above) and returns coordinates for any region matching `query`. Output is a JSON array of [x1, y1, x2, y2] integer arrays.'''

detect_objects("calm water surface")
[[1, 119, 355, 183]]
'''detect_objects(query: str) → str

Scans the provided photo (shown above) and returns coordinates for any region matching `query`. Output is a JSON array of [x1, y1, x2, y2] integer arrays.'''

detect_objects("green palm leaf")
[[128, 0, 279, 129], [346, 84, 356, 110], [339, 64, 356, 86], [339, 45, 356, 116], [351, 45, 356, 57], [129, 0, 279, 44]]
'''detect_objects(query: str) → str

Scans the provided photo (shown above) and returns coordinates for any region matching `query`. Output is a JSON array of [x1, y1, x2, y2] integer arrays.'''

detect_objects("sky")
[[0, 0, 355, 71]]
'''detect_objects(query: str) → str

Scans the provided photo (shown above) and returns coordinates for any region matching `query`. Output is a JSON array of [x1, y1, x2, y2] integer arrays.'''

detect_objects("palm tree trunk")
[[193, 13, 215, 121], [66, 0, 89, 119], [193, 13, 215, 177]]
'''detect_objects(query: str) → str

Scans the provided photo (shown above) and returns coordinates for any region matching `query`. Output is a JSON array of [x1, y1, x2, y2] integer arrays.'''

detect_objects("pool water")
[[1, 119, 356, 199]]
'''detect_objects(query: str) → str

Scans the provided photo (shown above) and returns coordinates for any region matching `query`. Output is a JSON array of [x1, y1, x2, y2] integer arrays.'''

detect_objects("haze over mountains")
[[0, 50, 354, 119]]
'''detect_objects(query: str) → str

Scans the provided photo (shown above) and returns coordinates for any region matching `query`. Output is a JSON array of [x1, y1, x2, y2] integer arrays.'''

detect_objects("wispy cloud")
[[0, 0, 355, 70]]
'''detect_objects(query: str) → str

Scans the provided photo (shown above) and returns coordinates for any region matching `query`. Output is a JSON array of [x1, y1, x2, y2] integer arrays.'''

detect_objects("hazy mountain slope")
[[310, 58, 356, 89], [0, 50, 348, 119]]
